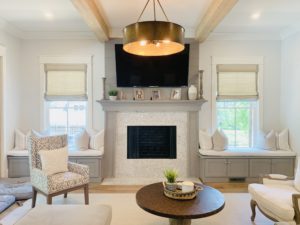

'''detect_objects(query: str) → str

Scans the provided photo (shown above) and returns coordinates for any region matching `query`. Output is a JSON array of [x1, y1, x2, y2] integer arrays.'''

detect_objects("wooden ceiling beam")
[[195, 0, 238, 43], [72, 0, 109, 42]]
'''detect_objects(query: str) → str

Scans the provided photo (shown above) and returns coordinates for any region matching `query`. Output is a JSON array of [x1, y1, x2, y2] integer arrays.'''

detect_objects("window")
[[43, 63, 88, 138], [215, 63, 260, 148], [46, 101, 87, 136], [217, 101, 257, 148]]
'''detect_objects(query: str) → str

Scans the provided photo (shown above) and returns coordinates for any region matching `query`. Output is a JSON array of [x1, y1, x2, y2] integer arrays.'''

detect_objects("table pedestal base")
[[169, 218, 191, 225]]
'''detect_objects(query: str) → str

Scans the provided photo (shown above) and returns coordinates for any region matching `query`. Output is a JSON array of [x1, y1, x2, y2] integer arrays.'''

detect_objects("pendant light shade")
[[123, 0, 185, 56]]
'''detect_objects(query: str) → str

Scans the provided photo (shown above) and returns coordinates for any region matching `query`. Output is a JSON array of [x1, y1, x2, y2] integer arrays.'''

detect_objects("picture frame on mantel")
[[134, 89, 144, 100], [152, 90, 160, 100], [170, 89, 181, 100]]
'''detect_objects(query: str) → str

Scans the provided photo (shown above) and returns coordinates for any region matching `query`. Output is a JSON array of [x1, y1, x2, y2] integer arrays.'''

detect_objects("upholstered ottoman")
[[15, 204, 112, 225]]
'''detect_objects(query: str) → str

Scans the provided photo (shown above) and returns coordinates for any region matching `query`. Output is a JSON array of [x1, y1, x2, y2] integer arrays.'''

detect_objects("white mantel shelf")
[[97, 99, 207, 112]]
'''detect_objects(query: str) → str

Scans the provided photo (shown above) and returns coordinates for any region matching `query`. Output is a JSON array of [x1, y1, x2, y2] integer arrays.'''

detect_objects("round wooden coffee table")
[[136, 182, 225, 225]]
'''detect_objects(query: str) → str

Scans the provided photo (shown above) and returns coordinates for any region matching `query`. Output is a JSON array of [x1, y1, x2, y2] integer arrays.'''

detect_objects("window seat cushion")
[[8, 147, 104, 157], [199, 148, 296, 157]]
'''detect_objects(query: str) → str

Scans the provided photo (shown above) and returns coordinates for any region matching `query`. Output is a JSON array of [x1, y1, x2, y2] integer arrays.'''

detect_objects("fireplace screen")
[[127, 126, 176, 159]]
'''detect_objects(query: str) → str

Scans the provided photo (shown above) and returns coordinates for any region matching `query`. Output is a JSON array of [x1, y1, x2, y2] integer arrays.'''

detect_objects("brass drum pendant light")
[[123, 0, 185, 56]]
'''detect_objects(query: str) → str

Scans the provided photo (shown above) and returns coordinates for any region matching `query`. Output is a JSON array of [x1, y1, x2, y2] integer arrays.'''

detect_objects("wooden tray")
[[163, 182, 203, 200]]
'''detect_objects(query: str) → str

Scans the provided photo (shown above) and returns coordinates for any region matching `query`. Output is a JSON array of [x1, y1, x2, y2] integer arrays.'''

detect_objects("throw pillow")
[[294, 163, 300, 192], [264, 130, 276, 150], [89, 130, 104, 150], [39, 147, 68, 175], [212, 130, 228, 151], [74, 130, 89, 151], [199, 130, 213, 150], [277, 129, 291, 151], [14, 129, 31, 150]]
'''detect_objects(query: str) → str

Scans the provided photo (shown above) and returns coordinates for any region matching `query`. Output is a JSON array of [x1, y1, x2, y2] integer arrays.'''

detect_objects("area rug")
[[1, 193, 273, 225]]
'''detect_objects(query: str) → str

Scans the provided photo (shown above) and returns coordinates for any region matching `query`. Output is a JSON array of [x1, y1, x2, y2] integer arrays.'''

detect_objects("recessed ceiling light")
[[44, 12, 54, 20], [251, 12, 261, 20]]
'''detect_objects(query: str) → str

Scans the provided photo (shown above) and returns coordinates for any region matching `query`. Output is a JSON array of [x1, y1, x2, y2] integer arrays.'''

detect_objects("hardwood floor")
[[0, 182, 249, 220]]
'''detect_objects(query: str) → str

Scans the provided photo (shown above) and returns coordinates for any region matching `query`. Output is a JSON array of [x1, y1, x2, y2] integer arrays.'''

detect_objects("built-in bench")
[[198, 148, 297, 182], [7, 149, 104, 183]]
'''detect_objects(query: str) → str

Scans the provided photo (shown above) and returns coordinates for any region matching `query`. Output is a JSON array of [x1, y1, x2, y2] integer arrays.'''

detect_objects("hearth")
[[127, 126, 176, 159]]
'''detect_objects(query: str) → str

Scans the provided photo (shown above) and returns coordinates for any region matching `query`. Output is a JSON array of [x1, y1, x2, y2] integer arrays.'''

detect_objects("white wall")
[[199, 40, 282, 133], [19, 39, 105, 132], [281, 32, 300, 154], [0, 30, 22, 176]]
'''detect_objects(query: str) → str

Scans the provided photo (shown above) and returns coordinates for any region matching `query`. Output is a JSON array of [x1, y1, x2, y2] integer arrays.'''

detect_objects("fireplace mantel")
[[97, 99, 206, 112]]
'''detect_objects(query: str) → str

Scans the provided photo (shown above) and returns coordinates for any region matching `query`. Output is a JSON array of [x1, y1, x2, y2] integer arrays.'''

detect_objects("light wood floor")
[[0, 182, 249, 220]]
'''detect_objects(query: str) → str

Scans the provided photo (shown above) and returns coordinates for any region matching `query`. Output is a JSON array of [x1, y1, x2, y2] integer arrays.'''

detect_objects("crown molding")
[[280, 25, 300, 40]]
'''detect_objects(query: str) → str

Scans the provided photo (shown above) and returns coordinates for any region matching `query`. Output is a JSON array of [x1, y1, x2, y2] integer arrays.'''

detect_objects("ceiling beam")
[[195, 0, 238, 43], [72, 0, 109, 42]]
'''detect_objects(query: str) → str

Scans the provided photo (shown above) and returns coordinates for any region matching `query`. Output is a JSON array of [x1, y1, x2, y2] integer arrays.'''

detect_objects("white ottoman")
[[15, 204, 112, 225]]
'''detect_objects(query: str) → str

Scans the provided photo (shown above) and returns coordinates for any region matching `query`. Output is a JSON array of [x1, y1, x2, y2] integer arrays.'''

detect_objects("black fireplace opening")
[[127, 126, 176, 159]]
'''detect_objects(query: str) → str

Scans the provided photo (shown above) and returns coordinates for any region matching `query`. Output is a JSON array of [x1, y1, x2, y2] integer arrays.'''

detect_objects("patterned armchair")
[[29, 134, 89, 208]]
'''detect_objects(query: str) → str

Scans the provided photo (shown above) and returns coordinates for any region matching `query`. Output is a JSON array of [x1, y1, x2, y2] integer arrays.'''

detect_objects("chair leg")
[[31, 187, 37, 208], [47, 195, 52, 205], [250, 199, 257, 221], [84, 184, 89, 205], [64, 193, 68, 198]]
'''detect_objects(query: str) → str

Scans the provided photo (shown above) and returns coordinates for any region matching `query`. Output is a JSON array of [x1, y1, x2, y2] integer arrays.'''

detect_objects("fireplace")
[[127, 126, 176, 159]]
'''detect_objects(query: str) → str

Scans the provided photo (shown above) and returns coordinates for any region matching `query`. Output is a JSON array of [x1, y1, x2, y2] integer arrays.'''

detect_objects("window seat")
[[199, 148, 297, 157], [198, 148, 296, 183], [8, 148, 104, 157], [7, 148, 104, 182]]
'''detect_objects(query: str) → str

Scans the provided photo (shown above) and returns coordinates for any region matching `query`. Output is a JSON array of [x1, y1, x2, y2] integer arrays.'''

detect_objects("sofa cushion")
[[249, 183, 298, 221], [14, 204, 112, 225]]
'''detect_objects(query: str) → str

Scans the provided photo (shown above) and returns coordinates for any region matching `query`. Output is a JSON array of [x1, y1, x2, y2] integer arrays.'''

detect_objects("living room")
[[0, 0, 299, 224]]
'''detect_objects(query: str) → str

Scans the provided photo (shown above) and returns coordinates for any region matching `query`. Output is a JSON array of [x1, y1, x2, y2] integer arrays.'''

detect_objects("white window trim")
[[211, 57, 264, 132], [0, 45, 7, 177], [39, 56, 93, 132]]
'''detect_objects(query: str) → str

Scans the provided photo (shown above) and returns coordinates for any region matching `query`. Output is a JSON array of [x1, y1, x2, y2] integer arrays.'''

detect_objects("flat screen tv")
[[115, 44, 189, 87]]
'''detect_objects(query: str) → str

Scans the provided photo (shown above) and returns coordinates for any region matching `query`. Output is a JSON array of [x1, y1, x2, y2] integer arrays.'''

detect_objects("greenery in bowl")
[[164, 169, 178, 183], [108, 90, 118, 96]]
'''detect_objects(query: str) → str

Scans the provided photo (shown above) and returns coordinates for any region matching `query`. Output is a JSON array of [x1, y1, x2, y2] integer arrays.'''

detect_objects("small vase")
[[166, 182, 177, 191], [188, 85, 197, 100], [109, 96, 117, 101]]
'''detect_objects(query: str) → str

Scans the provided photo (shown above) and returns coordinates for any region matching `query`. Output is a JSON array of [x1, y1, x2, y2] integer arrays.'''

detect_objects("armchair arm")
[[260, 174, 294, 186], [292, 194, 300, 224], [68, 162, 89, 178], [30, 168, 50, 193]]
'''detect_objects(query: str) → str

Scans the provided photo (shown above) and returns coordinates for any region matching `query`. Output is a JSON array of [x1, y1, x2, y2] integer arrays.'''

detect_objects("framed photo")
[[134, 89, 144, 100], [170, 88, 181, 100], [152, 90, 160, 100]]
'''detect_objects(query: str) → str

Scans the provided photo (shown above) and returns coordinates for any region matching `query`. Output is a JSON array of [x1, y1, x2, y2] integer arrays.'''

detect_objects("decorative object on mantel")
[[152, 90, 160, 100], [122, 0, 185, 56], [163, 182, 203, 200], [170, 88, 181, 100], [102, 77, 106, 100], [120, 90, 127, 100], [108, 90, 118, 101], [198, 70, 204, 100], [188, 85, 197, 100], [134, 88, 144, 100], [163, 168, 178, 191]]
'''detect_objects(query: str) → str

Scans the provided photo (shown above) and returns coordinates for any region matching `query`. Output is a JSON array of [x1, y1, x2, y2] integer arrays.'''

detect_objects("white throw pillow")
[[212, 130, 228, 151], [199, 130, 213, 150], [89, 130, 104, 150], [277, 129, 291, 151], [75, 130, 89, 151], [39, 147, 68, 175], [14, 129, 31, 150], [264, 130, 276, 150]]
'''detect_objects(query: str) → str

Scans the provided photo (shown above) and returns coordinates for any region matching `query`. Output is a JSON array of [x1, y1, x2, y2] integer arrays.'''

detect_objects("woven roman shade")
[[44, 64, 87, 101], [216, 64, 259, 100]]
